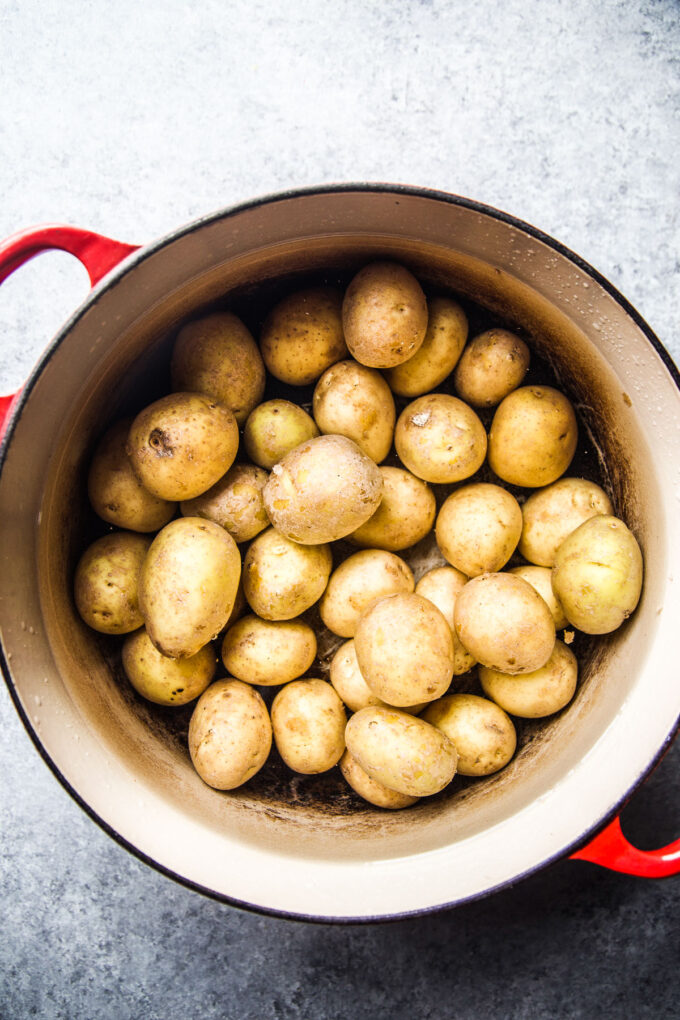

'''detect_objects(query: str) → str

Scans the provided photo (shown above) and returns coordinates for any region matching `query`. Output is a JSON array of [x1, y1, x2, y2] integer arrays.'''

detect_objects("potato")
[[87, 419, 175, 533], [479, 639, 578, 718], [454, 572, 555, 674], [354, 593, 454, 707], [508, 565, 568, 629], [340, 750, 419, 809], [224, 577, 247, 632], [519, 477, 614, 567], [488, 385, 578, 488], [271, 679, 346, 774], [139, 517, 241, 658], [342, 262, 428, 368], [122, 629, 216, 706], [170, 312, 265, 424], [453, 328, 530, 407], [74, 532, 151, 635], [384, 296, 468, 397], [349, 466, 435, 551], [312, 360, 395, 463], [551, 514, 643, 634], [329, 639, 425, 714], [188, 679, 272, 790], [320, 549, 415, 638], [127, 392, 239, 501], [243, 527, 332, 620], [260, 286, 347, 385], [345, 706, 457, 797], [221, 615, 316, 686], [435, 483, 522, 577], [415, 566, 476, 675], [262, 434, 383, 544], [423, 694, 516, 776], [394, 393, 487, 484], [243, 400, 319, 470], [180, 462, 268, 544]]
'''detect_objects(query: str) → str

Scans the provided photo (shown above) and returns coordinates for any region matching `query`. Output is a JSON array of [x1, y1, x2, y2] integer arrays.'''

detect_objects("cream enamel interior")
[[1, 189, 679, 919]]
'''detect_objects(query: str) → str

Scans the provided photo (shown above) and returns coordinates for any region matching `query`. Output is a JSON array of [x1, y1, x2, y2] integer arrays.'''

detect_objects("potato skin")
[[329, 639, 425, 714], [488, 385, 578, 488], [340, 750, 419, 809], [551, 515, 643, 634], [422, 693, 516, 776], [221, 615, 316, 686], [519, 477, 614, 567], [415, 566, 476, 675], [320, 549, 415, 638], [260, 286, 347, 386], [138, 517, 241, 658], [508, 565, 568, 629], [453, 328, 530, 408], [342, 262, 428, 369], [480, 639, 578, 718], [243, 527, 332, 621], [189, 680, 272, 790], [122, 629, 216, 705], [349, 466, 435, 551], [243, 400, 319, 470], [262, 434, 383, 544], [127, 392, 239, 501], [345, 706, 458, 797], [74, 532, 151, 635], [271, 679, 346, 774], [171, 312, 265, 424], [313, 360, 395, 463], [435, 483, 522, 577], [180, 462, 269, 544], [395, 393, 487, 484], [384, 296, 468, 397]]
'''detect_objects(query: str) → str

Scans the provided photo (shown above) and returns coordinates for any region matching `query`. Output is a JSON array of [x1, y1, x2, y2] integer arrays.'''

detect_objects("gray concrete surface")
[[1, 1, 679, 1017]]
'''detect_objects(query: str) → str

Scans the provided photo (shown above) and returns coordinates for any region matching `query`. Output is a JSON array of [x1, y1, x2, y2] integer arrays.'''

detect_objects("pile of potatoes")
[[73, 261, 644, 811]]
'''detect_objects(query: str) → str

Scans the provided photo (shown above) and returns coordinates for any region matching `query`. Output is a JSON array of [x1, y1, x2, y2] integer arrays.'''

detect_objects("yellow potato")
[[319, 549, 414, 638], [480, 639, 578, 718], [180, 462, 269, 544], [519, 477, 614, 566], [488, 385, 578, 487], [453, 328, 530, 407], [122, 629, 216, 706], [384, 296, 468, 397], [329, 639, 425, 714], [508, 565, 568, 629], [260, 286, 347, 385], [342, 262, 428, 368], [221, 615, 316, 686], [394, 393, 487, 484], [340, 750, 419, 809], [415, 566, 476, 675], [74, 532, 151, 635], [271, 679, 346, 774], [435, 483, 522, 577], [243, 400, 319, 470], [189, 680, 272, 790], [349, 466, 435, 552], [243, 527, 332, 620], [312, 360, 395, 463], [422, 694, 516, 776]]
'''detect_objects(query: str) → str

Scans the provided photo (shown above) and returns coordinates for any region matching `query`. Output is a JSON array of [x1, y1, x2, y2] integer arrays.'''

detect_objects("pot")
[[1, 185, 679, 921]]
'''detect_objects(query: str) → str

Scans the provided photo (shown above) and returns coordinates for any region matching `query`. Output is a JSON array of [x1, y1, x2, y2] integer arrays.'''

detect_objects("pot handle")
[[570, 816, 680, 877]]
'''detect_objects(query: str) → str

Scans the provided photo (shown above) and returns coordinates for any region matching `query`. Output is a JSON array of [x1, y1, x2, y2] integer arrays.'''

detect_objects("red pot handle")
[[570, 815, 680, 877]]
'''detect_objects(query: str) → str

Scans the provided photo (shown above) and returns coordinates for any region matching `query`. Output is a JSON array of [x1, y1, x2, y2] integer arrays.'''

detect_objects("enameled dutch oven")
[[1, 184, 679, 922]]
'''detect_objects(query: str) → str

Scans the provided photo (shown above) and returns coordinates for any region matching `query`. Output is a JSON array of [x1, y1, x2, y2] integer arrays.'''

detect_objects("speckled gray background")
[[1, 1, 679, 1017]]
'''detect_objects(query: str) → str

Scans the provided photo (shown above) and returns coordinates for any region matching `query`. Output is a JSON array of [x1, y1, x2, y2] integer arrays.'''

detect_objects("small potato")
[[139, 517, 241, 659], [180, 462, 269, 544], [171, 312, 265, 424], [127, 392, 239, 501], [480, 639, 578, 718], [320, 549, 414, 638], [260, 287, 347, 386], [243, 400, 319, 470], [453, 328, 530, 408], [508, 565, 568, 629], [345, 706, 458, 797], [349, 466, 435, 552], [519, 477, 614, 567], [395, 393, 487, 484], [488, 385, 578, 488], [342, 262, 428, 369], [74, 532, 151, 635], [415, 566, 476, 675], [551, 515, 643, 634], [262, 435, 383, 544], [87, 419, 176, 533], [122, 629, 216, 706], [340, 750, 419, 810], [243, 527, 332, 620], [271, 679, 346, 774], [313, 360, 395, 463], [384, 296, 468, 397], [454, 572, 555, 674], [435, 483, 522, 577], [189, 680, 272, 790], [354, 593, 454, 707], [221, 615, 316, 686], [422, 694, 516, 776], [329, 640, 426, 714]]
